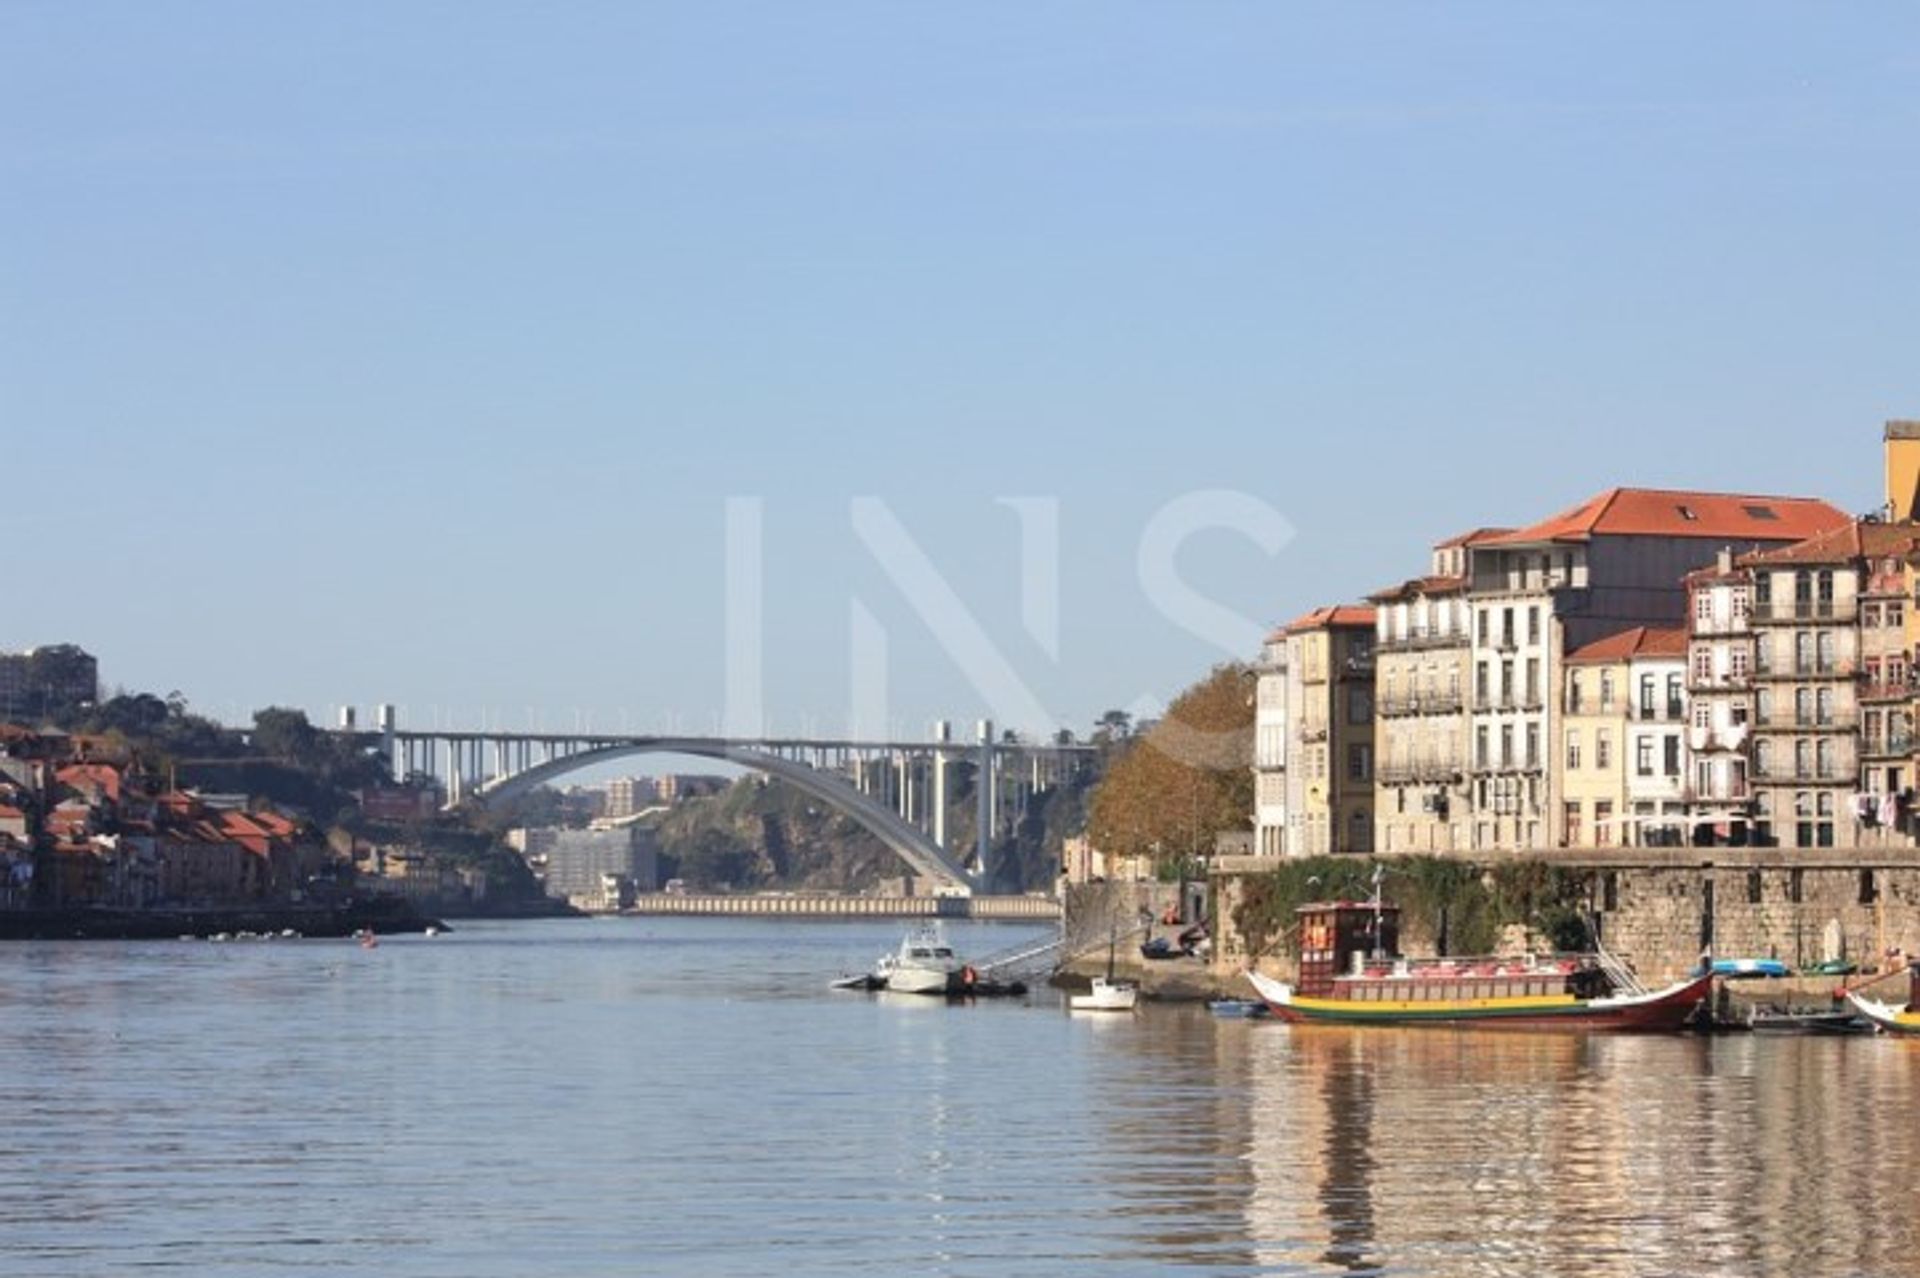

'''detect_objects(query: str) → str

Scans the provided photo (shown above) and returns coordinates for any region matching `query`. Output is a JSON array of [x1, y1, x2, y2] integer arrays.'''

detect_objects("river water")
[[2, 916, 1916, 1277]]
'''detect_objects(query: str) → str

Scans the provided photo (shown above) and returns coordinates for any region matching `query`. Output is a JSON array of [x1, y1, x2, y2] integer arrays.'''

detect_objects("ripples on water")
[[1, 918, 1915, 1276]]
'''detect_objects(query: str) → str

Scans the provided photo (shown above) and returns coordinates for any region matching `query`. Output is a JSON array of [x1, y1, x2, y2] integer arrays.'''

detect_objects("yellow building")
[[1560, 627, 1688, 848], [1283, 606, 1376, 854]]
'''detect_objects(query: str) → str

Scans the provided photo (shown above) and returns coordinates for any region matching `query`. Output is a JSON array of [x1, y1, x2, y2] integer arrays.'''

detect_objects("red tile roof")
[[1367, 574, 1468, 603], [1434, 527, 1515, 549], [1738, 519, 1920, 567], [1480, 489, 1850, 547], [1565, 625, 1690, 664], [1283, 605, 1377, 635]]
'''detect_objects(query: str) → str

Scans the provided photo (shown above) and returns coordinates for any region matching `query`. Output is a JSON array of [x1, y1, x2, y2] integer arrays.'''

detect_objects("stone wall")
[[1212, 850, 1920, 985]]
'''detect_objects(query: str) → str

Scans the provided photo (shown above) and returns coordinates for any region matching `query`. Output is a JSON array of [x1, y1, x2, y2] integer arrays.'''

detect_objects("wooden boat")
[[1245, 900, 1712, 1031], [1843, 963, 1920, 1034]]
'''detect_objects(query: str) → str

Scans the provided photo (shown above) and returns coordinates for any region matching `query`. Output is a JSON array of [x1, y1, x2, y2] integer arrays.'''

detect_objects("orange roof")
[[1565, 625, 1690, 664], [1282, 605, 1377, 635], [1739, 519, 1920, 568], [1367, 574, 1468, 603], [1434, 526, 1514, 549], [1480, 489, 1849, 547]]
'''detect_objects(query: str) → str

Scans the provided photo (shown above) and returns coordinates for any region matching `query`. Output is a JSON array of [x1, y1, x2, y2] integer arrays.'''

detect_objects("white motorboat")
[[1070, 976, 1139, 1012], [882, 923, 966, 995]]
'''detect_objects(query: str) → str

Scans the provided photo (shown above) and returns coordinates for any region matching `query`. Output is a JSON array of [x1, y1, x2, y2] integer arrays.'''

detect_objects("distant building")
[[543, 827, 657, 905], [604, 776, 649, 820], [1281, 605, 1377, 855]]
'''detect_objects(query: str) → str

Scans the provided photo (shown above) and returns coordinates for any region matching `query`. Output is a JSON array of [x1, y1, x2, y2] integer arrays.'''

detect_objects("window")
[[1732, 589, 1750, 622], [1890, 600, 1905, 628], [1476, 662, 1489, 705], [1568, 672, 1584, 713], [1636, 736, 1655, 776], [1664, 736, 1681, 776], [1525, 723, 1540, 770], [1595, 800, 1614, 847], [1693, 703, 1711, 731], [1744, 504, 1780, 522], [1348, 744, 1371, 782], [1816, 687, 1833, 725], [1565, 802, 1583, 847], [1475, 726, 1489, 769], [1795, 631, 1814, 673], [1596, 728, 1613, 770], [1861, 869, 1879, 904], [1695, 592, 1713, 625], [1478, 607, 1490, 643], [1693, 645, 1713, 684], [1756, 687, 1773, 724], [1639, 674, 1656, 718], [1527, 606, 1540, 644], [1755, 738, 1772, 777], [1566, 729, 1582, 770], [1666, 674, 1683, 718], [1499, 725, 1513, 768], [1500, 660, 1514, 704], [1816, 739, 1835, 778], [1795, 687, 1813, 725], [1747, 870, 1763, 904], [1795, 740, 1812, 777], [1789, 868, 1804, 903], [1816, 631, 1835, 671], [1525, 658, 1540, 706], [1729, 646, 1750, 681], [1755, 573, 1772, 607], [1501, 607, 1515, 647], [1863, 602, 1881, 628], [1600, 670, 1615, 710], [1348, 687, 1372, 724]]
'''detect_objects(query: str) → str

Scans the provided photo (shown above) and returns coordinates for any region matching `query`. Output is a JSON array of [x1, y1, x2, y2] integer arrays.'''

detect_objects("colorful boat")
[[1843, 964, 1920, 1034], [1245, 900, 1712, 1031]]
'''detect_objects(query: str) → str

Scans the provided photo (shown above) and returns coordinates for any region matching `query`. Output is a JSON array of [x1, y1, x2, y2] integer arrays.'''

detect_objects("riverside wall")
[[625, 893, 1061, 921], [1210, 850, 1920, 984]]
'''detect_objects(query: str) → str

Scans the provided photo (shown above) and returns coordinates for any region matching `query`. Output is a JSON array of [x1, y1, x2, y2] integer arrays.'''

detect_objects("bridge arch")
[[465, 739, 978, 893]]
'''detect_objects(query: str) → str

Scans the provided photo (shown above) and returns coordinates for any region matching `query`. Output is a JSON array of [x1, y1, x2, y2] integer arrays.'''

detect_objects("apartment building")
[[1252, 631, 1289, 856], [1560, 627, 1687, 847], [1683, 551, 1758, 843], [1281, 606, 1375, 855], [1369, 530, 1500, 854], [1462, 488, 1848, 850]]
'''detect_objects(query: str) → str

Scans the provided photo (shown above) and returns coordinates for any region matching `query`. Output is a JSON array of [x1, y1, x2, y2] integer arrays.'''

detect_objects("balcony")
[[1753, 599, 1858, 623], [1681, 783, 1752, 805], [1376, 691, 1465, 718], [1751, 712, 1859, 732], [1687, 673, 1752, 694], [1378, 629, 1466, 652], [1857, 678, 1916, 704], [1377, 759, 1462, 785], [1298, 722, 1329, 743], [1627, 701, 1688, 722]]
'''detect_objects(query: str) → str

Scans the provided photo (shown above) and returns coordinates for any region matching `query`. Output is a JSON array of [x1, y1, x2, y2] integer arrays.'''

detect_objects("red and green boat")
[[1245, 900, 1713, 1031]]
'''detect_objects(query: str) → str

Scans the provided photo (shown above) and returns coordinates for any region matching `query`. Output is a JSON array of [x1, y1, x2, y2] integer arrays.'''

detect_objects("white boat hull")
[[886, 967, 957, 995], [1070, 977, 1138, 1012]]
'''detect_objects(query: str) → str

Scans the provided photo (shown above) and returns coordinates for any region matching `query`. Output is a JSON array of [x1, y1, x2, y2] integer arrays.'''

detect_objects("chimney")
[[1885, 420, 1920, 523], [1717, 546, 1733, 575]]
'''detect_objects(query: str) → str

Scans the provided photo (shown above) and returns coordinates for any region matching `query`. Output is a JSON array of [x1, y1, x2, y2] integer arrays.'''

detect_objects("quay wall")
[[625, 894, 1061, 921], [1210, 850, 1920, 985]]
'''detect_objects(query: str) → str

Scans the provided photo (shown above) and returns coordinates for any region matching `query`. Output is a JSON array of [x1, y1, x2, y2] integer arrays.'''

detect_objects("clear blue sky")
[[3, 4, 1916, 739]]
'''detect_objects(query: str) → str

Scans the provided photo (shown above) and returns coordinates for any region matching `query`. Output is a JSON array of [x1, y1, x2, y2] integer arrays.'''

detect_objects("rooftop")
[[1565, 625, 1690, 664], [1738, 518, 1920, 568], [1480, 488, 1850, 547], [1281, 605, 1377, 635]]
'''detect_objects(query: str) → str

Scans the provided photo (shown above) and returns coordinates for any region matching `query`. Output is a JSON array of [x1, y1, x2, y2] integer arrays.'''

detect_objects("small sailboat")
[[1843, 962, 1920, 1034], [1070, 927, 1139, 1012]]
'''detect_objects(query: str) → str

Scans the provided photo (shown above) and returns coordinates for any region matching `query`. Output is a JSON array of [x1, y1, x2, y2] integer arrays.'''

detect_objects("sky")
[[3, 4, 1918, 742]]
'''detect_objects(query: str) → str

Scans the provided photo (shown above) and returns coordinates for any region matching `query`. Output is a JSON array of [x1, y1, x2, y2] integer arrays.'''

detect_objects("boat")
[[1711, 957, 1792, 980], [881, 923, 966, 995], [1245, 897, 1713, 1030], [1749, 1009, 1869, 1035], [1070, 976, 1139, 1012], [1207, 998, 1269, 1019], [1843, 963, 1920, 1034], [1069, 927, 1138, 1012]]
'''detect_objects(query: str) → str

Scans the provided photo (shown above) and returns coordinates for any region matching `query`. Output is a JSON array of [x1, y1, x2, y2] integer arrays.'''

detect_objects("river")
[[1, 917, 1914, 1276]]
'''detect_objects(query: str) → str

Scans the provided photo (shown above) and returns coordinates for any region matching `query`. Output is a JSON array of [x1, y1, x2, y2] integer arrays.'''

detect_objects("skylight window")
[[1744, 505, 1780, 521], [1676, 505, 1698, 521]]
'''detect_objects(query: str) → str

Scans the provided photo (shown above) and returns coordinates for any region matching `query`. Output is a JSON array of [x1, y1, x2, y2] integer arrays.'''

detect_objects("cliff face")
[[649, 768, 1096, 894]]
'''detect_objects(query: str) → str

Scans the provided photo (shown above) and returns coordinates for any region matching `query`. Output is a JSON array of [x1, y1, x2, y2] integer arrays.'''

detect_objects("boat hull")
[[1246, 970, 1713, 1031], [886, 967, 959, 995], [1844, 992, 1920, 1034]]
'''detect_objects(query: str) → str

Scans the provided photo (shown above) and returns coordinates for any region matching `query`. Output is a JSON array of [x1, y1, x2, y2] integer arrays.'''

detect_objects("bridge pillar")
[[931, 720, 951, 851], [976, 720, 994, 882]]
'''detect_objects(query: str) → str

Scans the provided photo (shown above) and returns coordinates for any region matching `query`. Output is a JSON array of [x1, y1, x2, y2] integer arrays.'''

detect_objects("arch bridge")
[[345, 718, 1093, 895]]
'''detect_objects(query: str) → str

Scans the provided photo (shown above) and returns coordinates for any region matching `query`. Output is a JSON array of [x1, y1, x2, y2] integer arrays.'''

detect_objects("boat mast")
[[1370, 864, 1385, 960]]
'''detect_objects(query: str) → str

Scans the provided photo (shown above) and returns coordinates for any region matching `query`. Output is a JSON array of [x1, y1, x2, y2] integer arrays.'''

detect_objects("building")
[[1741, 520, 1920, 848], [1251, 631, 1289, 856], [1281, 606, 1376, 855], [543, 827, 658, 906], [1461, 488, 1849, 850], [1560, 626, 1688, 848], [1682, 550, 1758, 844], [604, 776, 650, 820], [1369, 530, 1499, 854]]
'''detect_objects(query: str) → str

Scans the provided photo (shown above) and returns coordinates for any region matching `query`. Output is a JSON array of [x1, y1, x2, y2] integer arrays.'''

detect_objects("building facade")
[[1369, 532, 1490, 854], [1252, 631, 1289, 856], [1281, 607, 1376, 856]]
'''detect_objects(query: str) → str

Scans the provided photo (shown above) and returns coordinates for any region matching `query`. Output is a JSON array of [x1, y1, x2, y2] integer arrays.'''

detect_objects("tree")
[[251, 707, 323, 765], [1085, 664, 1254, 873]]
